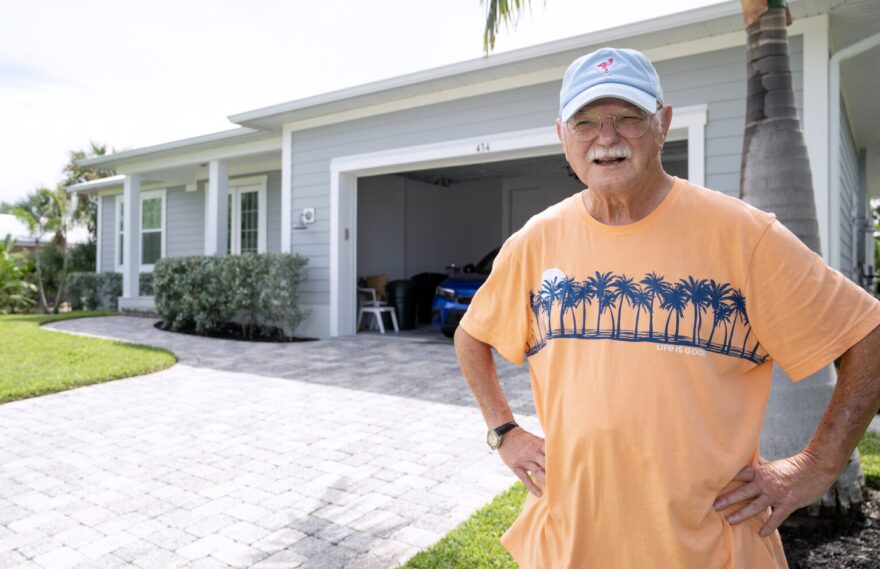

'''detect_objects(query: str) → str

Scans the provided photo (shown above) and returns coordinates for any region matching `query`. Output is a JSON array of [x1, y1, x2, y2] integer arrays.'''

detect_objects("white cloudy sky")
[[0, 0, 726, 205]]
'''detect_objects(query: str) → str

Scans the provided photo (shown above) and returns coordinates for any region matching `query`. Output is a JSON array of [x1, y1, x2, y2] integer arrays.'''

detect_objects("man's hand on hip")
[[499, 428, 546, 498], [712, 450, 837, 537]]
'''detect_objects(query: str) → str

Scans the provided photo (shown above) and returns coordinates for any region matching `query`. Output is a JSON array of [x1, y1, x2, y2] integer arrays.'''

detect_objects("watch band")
[[493, 421, 519, 436]]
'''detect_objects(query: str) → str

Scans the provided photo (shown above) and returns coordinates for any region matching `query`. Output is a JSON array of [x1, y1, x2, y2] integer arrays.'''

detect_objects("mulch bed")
[[780, 487, 880, 568], [154, 321, 318, 343]]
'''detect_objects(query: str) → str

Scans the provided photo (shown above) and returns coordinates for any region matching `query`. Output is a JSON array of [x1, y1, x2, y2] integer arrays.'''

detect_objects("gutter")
[[829, 31, 880, 271]]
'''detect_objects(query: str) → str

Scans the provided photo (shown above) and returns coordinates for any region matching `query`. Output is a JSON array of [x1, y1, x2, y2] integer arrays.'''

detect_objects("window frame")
[[224, 176, 268, 255], [139, 189, 166, 271], [115, 195, 124, 272]]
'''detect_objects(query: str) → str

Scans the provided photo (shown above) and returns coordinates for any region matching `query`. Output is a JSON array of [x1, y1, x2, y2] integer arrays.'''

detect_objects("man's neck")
[[582, 172, 676, 226]]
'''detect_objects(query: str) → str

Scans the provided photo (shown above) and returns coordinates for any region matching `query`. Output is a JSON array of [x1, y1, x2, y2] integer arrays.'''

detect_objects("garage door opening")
[[354, 139, 688, 338]]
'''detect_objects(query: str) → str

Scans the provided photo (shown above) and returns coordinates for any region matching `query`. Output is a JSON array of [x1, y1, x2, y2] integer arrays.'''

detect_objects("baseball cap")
[[559, 47, 664, 121]]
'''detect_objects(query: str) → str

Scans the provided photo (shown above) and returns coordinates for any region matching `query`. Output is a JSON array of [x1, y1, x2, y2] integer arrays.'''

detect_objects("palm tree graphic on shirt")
[[525, 268, 768, 364]]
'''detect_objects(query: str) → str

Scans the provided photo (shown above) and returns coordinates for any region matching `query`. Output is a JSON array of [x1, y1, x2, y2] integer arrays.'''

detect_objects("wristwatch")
[[487, 421, 519, 450]]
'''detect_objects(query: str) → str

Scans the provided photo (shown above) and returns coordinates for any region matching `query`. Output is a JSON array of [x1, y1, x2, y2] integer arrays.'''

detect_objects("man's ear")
[[659, 105, 673, 139], [556, 118, 570, 161]]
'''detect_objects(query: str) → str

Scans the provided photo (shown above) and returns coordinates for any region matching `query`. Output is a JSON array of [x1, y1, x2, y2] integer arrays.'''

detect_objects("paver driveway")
[[0, 317, 537, 569]]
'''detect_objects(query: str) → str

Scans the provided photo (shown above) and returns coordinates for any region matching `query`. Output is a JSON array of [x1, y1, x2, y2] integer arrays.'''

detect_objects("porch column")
[[122, 175, 141, 298], [205, 160, 229, 255], [281, 126, 293, 253]]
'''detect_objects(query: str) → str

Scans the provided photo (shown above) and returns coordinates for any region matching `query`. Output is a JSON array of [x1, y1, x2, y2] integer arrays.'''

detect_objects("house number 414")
[[476, 142, 490, 153]]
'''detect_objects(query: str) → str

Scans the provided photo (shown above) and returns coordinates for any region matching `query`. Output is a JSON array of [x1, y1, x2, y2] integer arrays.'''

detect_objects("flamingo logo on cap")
[[597, 58, 614, 73]]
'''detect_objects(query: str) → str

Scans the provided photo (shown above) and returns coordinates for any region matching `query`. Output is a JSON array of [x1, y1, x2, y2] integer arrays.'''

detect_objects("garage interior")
[[355, 140, 688, 335]]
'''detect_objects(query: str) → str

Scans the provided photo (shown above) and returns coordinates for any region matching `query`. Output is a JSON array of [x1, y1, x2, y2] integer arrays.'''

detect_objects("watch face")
[[487, 430, 501, 449]]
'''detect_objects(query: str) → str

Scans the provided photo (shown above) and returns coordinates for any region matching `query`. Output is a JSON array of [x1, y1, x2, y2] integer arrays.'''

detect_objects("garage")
[[352, 140, 688, 337]]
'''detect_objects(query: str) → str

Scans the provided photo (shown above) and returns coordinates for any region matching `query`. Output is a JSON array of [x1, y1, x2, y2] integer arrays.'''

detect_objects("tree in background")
[[63, 142, 115, 243], [0, 235, 37, 313], [481, 0, 864, 517], [6, 185, 73, 313]]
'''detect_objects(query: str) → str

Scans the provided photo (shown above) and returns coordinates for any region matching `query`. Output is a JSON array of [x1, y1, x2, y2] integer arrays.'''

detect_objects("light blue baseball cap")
[[559, 47, 664, 121]]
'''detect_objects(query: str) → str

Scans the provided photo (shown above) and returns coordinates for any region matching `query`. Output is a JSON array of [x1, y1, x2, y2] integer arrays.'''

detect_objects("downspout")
[[829, 31, 880, 272]]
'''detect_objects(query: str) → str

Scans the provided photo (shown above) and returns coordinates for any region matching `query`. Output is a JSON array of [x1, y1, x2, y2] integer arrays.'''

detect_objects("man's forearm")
[[803, 323, 880, 477], [454, 327, 516, 429]]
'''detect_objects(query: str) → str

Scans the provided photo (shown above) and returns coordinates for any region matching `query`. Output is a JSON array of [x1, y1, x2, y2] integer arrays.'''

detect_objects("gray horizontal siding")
[[100, 194, 117, 273], [266, 170, 282, 253], [289, 40, 804, 305], [839, 100, 858, 278], [166, 185, 204, 258]]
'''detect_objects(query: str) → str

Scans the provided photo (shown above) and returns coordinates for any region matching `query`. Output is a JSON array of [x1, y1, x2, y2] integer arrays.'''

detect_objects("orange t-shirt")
[[459, 178, 880, 569]]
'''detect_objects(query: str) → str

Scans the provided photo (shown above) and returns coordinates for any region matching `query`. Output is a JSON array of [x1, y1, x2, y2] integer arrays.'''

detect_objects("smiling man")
[[454, 47, 880, 568]]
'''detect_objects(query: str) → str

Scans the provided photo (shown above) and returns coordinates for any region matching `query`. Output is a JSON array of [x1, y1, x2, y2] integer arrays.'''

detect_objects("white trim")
[[139, 189, 166, 271], [122, 175, 141, 298], [668, 104, 707, 187], [329, 111, 706, 336], [67, 174, 125, 193], [115, 195, 124, 272], [281, 125, 293, 253], [803, 15, 831, 262], [95, 195, 103, 273], [262, 16, 824, 134], [829, 30, 880, 271], [205, 160, 229, 255], [227, 175, 269, 254], [114, 136, 281, 176], [79, 128, 266, 167]]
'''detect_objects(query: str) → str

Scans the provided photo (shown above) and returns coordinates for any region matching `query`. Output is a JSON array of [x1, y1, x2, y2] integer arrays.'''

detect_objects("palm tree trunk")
[[32, 241, 50, 313], [739, 2, 865, 517], [52, 241, 70, 314], [581, 302, 587, 335]]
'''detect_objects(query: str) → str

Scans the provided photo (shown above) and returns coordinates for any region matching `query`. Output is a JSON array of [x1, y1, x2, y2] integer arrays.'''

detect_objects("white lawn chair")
[[357, 287, 399, 334]]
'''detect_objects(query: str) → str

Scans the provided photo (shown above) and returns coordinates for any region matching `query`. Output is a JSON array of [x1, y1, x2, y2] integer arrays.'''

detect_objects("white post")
[[123, 175, 141, 298], [95, 195, 103, 273], [205, 160, 229, 255], [281, 125, 293, 253], [802, 17, 830, 262]]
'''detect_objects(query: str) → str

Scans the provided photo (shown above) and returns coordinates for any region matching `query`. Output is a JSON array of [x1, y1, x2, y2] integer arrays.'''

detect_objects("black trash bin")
[[386, 279, 418, 330], [410, 272, 449, 324]]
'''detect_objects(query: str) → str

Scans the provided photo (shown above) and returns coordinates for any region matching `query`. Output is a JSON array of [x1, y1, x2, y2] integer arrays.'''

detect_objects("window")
[[140, 190, 166, 268], [114, 190, 166, 271], [224, 178, 267, 254]]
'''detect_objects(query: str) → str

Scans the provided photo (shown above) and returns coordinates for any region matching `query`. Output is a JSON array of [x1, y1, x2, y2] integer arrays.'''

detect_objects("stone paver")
[[1, 316, 540, 567]]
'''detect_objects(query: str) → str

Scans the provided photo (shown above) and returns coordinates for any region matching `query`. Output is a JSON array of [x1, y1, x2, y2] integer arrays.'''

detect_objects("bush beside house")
[[153, 253, 309, 338], [65, 272, 153, 311]]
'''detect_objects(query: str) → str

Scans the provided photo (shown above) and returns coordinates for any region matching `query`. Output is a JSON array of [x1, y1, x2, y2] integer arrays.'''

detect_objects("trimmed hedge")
[[66, 272, 155, 311], [153, 253, 309, 338], [66, 272, 122, 311]]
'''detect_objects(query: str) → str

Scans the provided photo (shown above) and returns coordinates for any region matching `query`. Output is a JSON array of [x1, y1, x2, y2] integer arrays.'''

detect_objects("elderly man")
[[454, 47, 880, 568]]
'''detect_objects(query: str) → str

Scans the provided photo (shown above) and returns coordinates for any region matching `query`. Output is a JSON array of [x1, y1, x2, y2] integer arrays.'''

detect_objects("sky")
[[0, 0, 728, 206]]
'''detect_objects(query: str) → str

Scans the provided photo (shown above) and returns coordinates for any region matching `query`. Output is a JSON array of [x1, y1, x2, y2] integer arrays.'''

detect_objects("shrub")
[[0, 235, 37, 313], [139, 272, 154, 296], [66, 272, 123, 310], [153, 253, 309, 337]]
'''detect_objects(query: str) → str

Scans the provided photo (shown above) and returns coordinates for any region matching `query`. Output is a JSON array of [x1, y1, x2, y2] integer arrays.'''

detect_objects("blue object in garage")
[[431, 247, 500, 338]]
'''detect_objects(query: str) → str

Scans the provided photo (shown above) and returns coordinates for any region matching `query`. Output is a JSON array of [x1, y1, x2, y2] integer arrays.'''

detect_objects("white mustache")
[[587, 144, 633, 161]]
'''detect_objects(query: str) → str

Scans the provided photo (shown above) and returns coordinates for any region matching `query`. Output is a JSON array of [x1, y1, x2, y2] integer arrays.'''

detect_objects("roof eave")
[[76, 127, 267, 169]]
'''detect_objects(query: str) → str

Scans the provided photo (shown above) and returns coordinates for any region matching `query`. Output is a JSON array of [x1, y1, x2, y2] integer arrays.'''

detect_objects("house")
[[67, 0, 880, 339]]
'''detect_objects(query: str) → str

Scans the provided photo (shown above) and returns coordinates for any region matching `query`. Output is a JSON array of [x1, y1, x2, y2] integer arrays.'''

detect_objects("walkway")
[[0, 317, 537, 569]]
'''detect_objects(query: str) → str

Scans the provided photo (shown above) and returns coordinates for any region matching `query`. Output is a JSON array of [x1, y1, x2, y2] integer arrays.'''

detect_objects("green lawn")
[[401, 431, 880, 568], [0, 311, 177, 403], [400, 482, 526, 569], [860, 430, 880, 489]]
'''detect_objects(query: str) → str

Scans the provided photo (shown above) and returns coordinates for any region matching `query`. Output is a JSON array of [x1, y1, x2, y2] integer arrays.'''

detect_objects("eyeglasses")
[[566, 110, 654, 142]]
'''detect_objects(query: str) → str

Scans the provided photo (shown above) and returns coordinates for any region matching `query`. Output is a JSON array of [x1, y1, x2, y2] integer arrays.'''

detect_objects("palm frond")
[[482, 0, 532, 54]]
